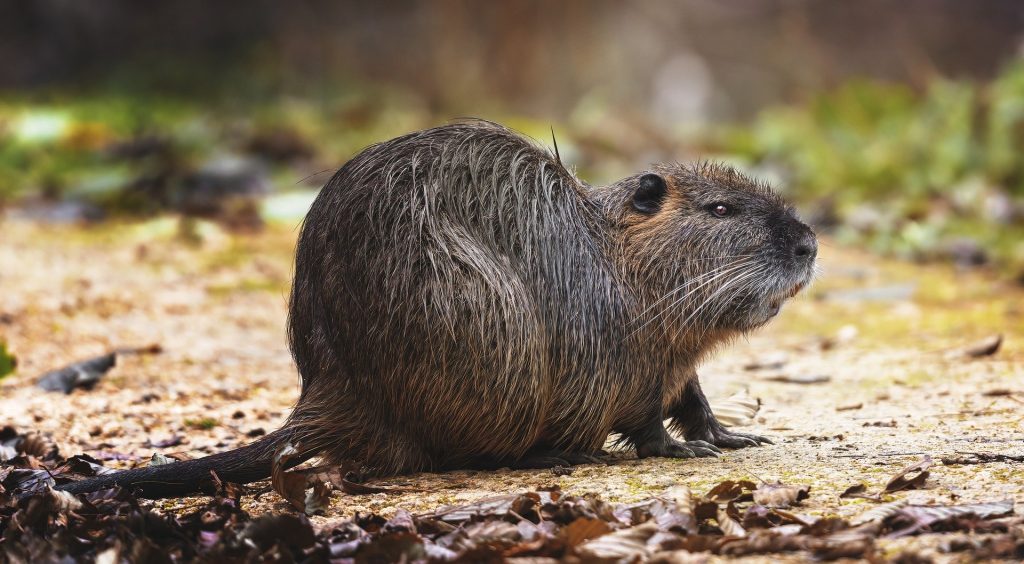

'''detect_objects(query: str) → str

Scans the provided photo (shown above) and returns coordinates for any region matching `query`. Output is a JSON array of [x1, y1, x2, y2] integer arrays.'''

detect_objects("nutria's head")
[[599, 163, 816, 338]]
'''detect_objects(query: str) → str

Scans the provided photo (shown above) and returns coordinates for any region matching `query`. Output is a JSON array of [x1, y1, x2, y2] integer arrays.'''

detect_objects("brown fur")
[[58, 121, 816, 498]]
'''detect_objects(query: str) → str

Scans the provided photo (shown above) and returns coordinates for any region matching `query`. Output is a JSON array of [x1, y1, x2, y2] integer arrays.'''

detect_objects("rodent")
[[58, 120, 816, 498]]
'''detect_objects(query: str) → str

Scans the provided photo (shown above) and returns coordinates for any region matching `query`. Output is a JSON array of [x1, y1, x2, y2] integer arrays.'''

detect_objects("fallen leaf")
[[303, 479, 332, 516], [851, 500, 907, 526], [960, 334, 1003, 358], [271, 443, 310, 512], [385, 507, 415, 532], [64, 454, 115, 477], [655, 486, 697, 534], [742, 353, 788, 371], [811, 528, 877, 560], [36, 346, 162, 394], [37, 352, 117, 393], [428, 491, 559, 524], [576, 521, 657, 561], [716, 507, 747, 537], [709, 390, 761, 426], [562, 517, 612, 547], [144, 435, 183, 448], [705, 480, 757, 503], [940, 452, 1024, 465], [886, 499, 1015, 538], [752, 482, 810, 508], [149, 453, 176, 466], [884, 455, 932, 493], [838, 484, 882, 501]]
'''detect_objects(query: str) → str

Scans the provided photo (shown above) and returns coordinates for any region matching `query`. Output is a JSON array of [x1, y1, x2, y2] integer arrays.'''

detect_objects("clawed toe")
[[675, 439, 721, 458], [712, 431, 773, 449]]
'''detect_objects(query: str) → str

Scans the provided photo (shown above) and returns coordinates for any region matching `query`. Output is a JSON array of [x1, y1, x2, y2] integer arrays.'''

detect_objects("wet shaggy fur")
[[58, 120, 816, 498]]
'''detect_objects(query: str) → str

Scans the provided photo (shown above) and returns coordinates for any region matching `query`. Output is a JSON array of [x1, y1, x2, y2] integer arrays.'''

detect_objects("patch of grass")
[[0, 341, 16, 379], [185, 417, 218, 430]]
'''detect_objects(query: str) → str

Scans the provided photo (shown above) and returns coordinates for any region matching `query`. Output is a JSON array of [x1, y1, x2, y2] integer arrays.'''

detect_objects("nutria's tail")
[[54, 428, 312, 499]]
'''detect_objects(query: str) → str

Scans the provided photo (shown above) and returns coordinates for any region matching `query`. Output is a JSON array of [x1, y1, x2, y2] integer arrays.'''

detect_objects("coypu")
[[58, 120, 816, 498]]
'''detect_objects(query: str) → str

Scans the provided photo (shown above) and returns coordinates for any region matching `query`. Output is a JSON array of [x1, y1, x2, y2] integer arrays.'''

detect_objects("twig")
[[833, 452, 926, 459], [940, 452, 1024, 465]]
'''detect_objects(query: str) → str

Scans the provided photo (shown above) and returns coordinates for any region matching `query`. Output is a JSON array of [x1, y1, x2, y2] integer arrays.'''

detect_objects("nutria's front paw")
[[690, 427, 773, 449], [637, 438, 721, 459]]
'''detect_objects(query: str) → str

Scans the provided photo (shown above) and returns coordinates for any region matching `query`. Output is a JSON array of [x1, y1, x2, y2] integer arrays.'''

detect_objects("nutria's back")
[[287, 122, 637, 473]]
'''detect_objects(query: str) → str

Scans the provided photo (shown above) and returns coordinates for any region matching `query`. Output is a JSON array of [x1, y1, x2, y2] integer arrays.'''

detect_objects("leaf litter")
[[1, 426, 1022, 561], [35, 344, 162, 394]]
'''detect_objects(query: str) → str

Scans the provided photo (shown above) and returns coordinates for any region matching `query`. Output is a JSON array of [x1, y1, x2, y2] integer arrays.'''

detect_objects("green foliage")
[[0, 340, 15, 379], [185, 417, 218, 430], [0, 86, 431, 207]]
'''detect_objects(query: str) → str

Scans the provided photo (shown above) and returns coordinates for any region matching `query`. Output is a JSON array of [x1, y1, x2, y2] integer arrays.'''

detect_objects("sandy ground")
[[1, 218, 1021, 561]]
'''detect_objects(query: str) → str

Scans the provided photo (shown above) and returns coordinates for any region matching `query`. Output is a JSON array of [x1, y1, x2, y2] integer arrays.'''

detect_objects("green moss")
[[623, 477, 653, 495]]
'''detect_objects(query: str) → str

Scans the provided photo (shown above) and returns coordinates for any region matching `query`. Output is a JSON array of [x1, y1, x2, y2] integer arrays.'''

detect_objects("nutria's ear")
[[632, 173, 667, 214]]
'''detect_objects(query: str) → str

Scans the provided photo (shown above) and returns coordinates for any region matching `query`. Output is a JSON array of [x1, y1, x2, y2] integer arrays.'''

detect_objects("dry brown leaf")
[[941, 452, 1024, 465], [851, 500, 908, 526], [149, 453, 176, 466], [960, 334, 1003, 358], [311, 465, 413, 495], [839, 484, 867, 498], [752, 482, 810, 508], [839, 483, 882, 501], [271, 443, 309, 512], [656, 486, 697, 534], [303, 479, 332, 516], [705, 480, 757, 502], [709, 390, 761, 427], [884, 455, 932, 493], [886, 499, 1016, 538], [576, 521, 657, 562], [562, 517, 612, 547], [46, 486, 83, 513], [742, 353, 788, 371], [716, 507, 747, 538]]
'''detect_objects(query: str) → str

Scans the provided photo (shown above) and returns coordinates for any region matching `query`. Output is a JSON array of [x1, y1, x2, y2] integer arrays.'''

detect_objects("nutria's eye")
[[709, 203, 732, 217], [632, 173, 667, 214]]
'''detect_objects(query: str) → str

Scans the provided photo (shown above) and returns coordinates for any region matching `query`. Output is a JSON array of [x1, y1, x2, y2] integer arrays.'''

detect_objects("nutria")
[[58, 120, 816, 498]]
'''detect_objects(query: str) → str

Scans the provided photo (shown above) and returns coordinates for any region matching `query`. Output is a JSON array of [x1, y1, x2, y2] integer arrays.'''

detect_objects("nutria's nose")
[[793, 231, 817, 261]]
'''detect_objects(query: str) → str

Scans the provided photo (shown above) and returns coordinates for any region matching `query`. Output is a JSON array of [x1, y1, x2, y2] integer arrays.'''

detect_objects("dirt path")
[[1, 218, 1021, 560]]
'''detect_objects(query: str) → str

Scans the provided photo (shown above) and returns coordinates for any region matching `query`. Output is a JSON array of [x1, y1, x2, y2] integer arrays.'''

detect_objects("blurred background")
[[3, 0, 1024, 278]]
